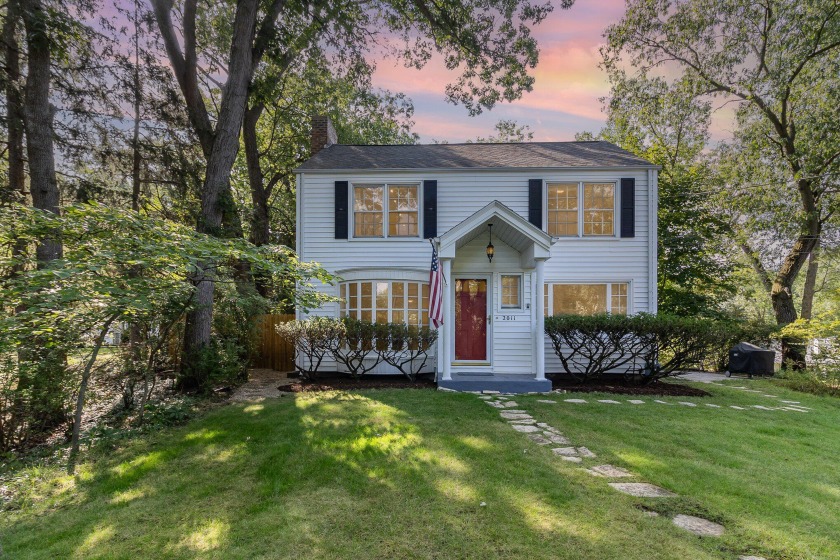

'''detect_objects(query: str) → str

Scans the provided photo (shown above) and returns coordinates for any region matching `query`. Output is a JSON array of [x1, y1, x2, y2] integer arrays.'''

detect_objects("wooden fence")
[[252, 314, 296, 372]]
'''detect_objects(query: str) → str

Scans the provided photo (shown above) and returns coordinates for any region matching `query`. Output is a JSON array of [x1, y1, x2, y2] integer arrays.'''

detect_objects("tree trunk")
[[800, 238, 819, 321], [22, 0, 61, 264], [3, 0, 25, 209], [20, 0, 67, 431], [769, 179, 820, 370], [243, 103, 271, 297], [176, 0, 259, 390], [67, 315, 117, 474]]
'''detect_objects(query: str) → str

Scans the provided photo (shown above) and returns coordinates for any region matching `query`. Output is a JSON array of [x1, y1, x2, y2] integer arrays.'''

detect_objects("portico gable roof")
[[437, 201, 554, 268]]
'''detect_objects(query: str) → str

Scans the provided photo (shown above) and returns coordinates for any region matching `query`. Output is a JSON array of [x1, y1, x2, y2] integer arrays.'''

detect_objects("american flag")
[[428, 243, 444, 328]]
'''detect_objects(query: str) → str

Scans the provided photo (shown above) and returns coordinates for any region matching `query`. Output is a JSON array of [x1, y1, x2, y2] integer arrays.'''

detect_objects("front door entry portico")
[[454, 278, 488, 362]]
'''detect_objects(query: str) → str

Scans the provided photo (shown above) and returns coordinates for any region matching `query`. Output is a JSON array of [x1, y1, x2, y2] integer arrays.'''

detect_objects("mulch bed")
[[549, 376, 711, 397], [278, 374, 436, 393]]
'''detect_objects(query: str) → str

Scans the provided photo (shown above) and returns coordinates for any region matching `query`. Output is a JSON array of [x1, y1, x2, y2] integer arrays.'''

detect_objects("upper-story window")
[[353, 183, 419, 238], [544, 283, 628, 316], [547, 182, 615, 237]]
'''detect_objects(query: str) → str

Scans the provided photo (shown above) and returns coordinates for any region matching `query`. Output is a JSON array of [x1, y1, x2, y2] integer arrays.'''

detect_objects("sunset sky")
[[371, 0, 629, 143]]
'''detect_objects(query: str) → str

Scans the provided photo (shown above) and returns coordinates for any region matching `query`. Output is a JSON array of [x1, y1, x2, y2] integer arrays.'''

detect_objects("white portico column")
[[441, 258, 453, 381], [535, 259, 546, 381]]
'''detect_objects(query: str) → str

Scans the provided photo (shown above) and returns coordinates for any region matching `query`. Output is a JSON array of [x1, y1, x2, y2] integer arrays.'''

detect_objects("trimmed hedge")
[[278, 317, 437, 380], [544, 313, 748, 384]]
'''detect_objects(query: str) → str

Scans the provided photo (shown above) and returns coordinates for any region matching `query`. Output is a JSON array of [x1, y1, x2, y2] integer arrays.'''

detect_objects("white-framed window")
[[500, 274, 522, 309], [546, 181, 616, 237], [544, 282, 629, 316], [340, 280, 430, 326], [352, 183, 420, 238]]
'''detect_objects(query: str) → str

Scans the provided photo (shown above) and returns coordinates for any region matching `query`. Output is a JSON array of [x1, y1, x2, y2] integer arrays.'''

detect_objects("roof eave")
[[294, 164, 661, 173]]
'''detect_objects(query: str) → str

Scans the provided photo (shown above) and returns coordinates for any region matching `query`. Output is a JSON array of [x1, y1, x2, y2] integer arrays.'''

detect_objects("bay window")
[[340, 281, 430, 326]]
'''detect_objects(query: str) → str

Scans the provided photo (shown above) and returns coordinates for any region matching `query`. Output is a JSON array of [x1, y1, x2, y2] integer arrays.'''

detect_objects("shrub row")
[[544, 313, 777, 384], [277, 317, 438, 381]]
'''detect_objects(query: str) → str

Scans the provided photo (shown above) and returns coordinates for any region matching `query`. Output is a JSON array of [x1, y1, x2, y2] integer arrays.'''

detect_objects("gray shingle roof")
[[296, 141, 654, 171]]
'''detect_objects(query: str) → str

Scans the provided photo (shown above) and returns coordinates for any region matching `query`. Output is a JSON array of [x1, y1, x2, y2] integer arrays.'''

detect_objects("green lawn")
[[2, 381, 839, 559]]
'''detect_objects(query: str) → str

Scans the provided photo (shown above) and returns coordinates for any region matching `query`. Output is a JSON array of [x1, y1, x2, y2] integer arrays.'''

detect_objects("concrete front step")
[[438, 375, 552, 394]]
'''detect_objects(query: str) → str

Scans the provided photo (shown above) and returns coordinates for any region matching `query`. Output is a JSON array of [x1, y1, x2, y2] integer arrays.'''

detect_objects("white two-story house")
[[295, 117, 658, 393]]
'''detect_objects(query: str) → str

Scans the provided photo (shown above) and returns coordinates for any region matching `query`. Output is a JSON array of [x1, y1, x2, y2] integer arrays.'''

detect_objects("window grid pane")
[[547, 183, 578, 236], [388, 185, 419, 237], [582, 183, 615, 236], [552, 284, 607, 315], [501, 275, 521, 308], [611, 283, 628, 315], [354, 185, 384, 237]]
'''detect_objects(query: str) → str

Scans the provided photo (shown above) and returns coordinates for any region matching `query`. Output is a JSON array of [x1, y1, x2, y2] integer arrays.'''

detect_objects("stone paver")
[[537, 399, 557, 404], [552, 447, 578, 457], [609, 483, 677, 498], [576, 447, 596, 458], [781, 400, 800, 404], [705, 403, 721, 408], [564, 398, 587, 403], [677, 371, 729, 383], [678, 401, 697, 407], [654, 400, 672, 405], [587, 464, 633, 478], [500, 412, 532, 419], [528, 434, 552, 445], [230, 368, 296, 402], [730, 405, 745, 410], [783, 407, 808, 412], [752, 405, 772, 410], [508, 419, 537, 425], [511, 424, 540, 433], [598, 399, 621, 404], [546, 433, 571, 444], [739, 556, 768, 560], [561, 456, 582, 463], [628, 399, 645, 404], [478, 395, 492, 400], [672, 514, 724, 537], [501, 401, 519, 408]]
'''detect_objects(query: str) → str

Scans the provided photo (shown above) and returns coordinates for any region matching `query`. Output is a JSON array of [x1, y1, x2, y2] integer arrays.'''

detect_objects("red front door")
[[455, 279, 488, 361]]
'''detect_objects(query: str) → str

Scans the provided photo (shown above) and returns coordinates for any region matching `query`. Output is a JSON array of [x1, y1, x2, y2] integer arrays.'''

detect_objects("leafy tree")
[[469, 119, 534, 143], [149, 0, 568, 380], [603, 0, 840, 367], [0, 202, 334, 465], [578, 75, 735, 318]]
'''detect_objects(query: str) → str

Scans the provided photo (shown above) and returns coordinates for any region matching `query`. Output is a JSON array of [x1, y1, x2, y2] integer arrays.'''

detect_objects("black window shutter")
[[620, 178, 635, 238], [334, 181, 349, 239], [528, 179, 542, 229], [423, 180, 437, 239]]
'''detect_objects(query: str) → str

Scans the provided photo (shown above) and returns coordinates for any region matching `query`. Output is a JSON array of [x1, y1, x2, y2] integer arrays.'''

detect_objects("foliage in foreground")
[[277, 317, 438, 381], [0, 203, 334, 457], [544, 313, 778, 383]]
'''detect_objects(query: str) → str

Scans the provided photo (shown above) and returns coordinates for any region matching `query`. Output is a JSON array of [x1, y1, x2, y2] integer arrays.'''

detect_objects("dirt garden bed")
[[549, 375, 711, 397], [278, 373, 436, 393]]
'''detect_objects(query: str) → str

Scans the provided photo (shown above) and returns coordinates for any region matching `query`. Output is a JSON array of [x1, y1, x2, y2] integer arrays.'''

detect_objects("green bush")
[[330, 317, 383, 378], [377, 323, 439, 380], [277, 317, 345, 380], [544, 313, 737, 384]]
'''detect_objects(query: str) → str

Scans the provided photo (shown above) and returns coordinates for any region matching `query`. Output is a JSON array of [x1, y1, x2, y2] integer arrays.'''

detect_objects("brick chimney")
[[310, 115, 337, 155]]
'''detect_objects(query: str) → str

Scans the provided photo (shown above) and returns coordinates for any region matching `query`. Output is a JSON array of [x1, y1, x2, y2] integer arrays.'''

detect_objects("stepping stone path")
[[672, 514, 725, 537], [587, 464, 633, 478], [608, 483, 677, 498], [478, 392, 750, 544]]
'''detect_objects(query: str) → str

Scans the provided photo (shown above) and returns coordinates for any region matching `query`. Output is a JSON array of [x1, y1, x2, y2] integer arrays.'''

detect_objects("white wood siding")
[[297, 167, 656, 375]]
